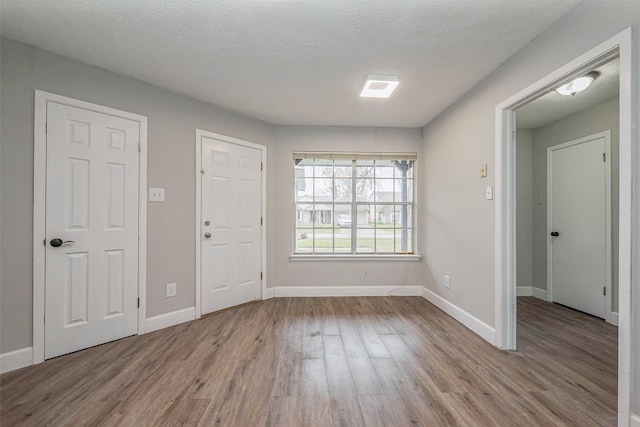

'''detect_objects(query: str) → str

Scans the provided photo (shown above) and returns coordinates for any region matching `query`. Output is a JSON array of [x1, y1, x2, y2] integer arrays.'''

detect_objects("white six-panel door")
[[547, 131, 611, 320], [200, 136, 262, 315], [45, 101, 140, 359]]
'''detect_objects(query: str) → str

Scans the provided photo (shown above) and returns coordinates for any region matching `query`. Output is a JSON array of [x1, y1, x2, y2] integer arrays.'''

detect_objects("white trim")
[[494, 28, 634, 424], [289, 254, 422, 261], [0, 347, 33, 374], [630, 414, 640, 427], [545, 131, 612, 323], [610, 311, 619, 327], [516, 286, 532, 296], [271, 285, 423, 298], [33, 91, 148, 363], [195, 130, 267, 318], [144, 307, 196, 334], [532, 287, 548, 301], [422, 287, 495, 345], [264, 288, 275, 299]]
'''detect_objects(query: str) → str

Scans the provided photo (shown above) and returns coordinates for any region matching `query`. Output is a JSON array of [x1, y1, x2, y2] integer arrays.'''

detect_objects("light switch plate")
[[480, 163, 487, 178], [166, 283, 177, 298], [149, 187, 165, 202], [485, 186, 494, 200]]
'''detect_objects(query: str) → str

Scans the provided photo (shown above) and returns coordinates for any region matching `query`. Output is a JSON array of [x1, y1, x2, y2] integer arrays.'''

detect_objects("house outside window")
[[293, 153, 416, 255]]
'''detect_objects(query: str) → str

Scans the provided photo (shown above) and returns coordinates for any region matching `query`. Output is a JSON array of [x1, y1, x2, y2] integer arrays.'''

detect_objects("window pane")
[[335, 207, 352, 228], [334, 159, 352, 178], [356, 228, 375, 253], [394, 179, 414, 202], [374, 179, 394, 202], [334, 179, 352, 202], [314, 228, 333, 253], [375, 160, 395, 178], [375, 228, 395, 253], [314, 178, 333, 199], [355, 179, 374, 202], [393, 205, 413, 228], [313, 205, 332, 227], [395, 229, 413, 253], [314, 159, 333, 178], [357, 205, 374, 228], [295, 229, 313, 253], [356, 160, 374, 178], [373, 205, 394, 227], [394, 160, 414, 178], [334, 228, 351, 252], [295, 204, 312, 227], [294, 178, 309, 197]]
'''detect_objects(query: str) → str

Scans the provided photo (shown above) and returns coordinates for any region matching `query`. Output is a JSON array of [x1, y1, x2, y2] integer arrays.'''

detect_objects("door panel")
[[549, 135, 608, 318], [45, 102, 139, 359], [201, 137, 261, 315]]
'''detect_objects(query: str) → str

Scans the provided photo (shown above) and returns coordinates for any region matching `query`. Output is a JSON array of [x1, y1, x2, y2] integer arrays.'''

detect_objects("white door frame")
[[194, 129, 267, 317], [546, 131, 612, 321], [33, 90, 148, 364], [495, 27, 634, 425]]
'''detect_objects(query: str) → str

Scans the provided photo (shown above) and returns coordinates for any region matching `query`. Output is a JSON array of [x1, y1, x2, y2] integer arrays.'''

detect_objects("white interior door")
[[548, 132, 610, 319], [200, 136, 262, 315], [45, 101, 140, 359]]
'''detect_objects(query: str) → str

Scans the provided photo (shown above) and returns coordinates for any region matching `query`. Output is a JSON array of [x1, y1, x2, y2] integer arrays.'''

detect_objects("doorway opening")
[[494, 28, 633, 422]]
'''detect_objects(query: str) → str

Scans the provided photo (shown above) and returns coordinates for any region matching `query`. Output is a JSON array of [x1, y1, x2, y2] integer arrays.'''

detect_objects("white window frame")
[[290, 152, 420, 260]]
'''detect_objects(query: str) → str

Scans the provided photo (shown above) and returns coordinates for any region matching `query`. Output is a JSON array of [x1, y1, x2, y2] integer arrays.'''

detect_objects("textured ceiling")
[[1, 0, 580, 128], [517, 58, 619, 129]]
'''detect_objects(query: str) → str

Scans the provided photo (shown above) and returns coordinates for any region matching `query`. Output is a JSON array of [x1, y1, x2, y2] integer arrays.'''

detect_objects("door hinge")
[[261, 217, 263, 225], [260, 272, 263, 280], [603, 286, 606, 296], [137, 297, 140, 308], [200, 170, 205, 175], [603, 153, 606, 162], [261, 162, 263, 171], [138, 142, 141, 153]]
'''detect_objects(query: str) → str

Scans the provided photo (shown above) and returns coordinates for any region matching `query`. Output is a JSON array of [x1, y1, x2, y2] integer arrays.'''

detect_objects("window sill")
[[289, 254, 422, 261]]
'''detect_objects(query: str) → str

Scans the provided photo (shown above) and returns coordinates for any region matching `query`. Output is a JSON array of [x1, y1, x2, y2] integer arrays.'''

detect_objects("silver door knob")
[[204, 232, 212, 238]]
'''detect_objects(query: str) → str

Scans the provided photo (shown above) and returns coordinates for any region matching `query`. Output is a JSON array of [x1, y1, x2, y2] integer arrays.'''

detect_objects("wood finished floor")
[[0, 296, 617, 426]]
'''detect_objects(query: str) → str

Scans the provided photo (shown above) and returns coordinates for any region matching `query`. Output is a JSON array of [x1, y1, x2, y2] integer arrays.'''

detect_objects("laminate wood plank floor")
[[0, 296, 617, 426]]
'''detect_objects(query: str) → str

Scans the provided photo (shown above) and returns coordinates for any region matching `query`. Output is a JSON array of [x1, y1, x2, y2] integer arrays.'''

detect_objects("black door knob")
[[550, 231, 559, 237], [50, 238, 74, 247]]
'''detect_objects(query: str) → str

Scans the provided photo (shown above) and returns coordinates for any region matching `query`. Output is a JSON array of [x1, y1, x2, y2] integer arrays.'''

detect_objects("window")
[[293, 153, 416, 255]]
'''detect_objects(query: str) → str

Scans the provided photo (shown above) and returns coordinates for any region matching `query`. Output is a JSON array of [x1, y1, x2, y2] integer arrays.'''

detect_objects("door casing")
[[194, 129, 267, 318], [33, 90, 148, 364], [546, 131, 612, 321]]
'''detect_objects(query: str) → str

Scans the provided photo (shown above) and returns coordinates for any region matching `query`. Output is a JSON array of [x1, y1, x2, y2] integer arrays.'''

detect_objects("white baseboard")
[[264, 288, 275, 299], [610, 311, 619, 326], [630, 413, 640, 427], [517, 286, 533, 296], [271, 285, 423, 298], [421, 287, 495, 345], [144, 307, 196, 333], [516, 286, 548, 301], [531, 287, 548, 301], [0, 347, 33, 374]]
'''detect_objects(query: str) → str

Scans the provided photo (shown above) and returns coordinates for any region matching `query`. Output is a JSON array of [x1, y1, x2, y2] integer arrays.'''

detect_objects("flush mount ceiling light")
[[555, 71, 600, 96], [360, 74, 400, 98]]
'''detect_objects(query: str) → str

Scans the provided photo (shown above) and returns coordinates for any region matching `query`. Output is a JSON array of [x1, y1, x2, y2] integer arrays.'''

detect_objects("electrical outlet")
[[444, 275, 450, 289], [166, 283, 177, 298], [485, 186, 494, 200], [149, 187, 165, 202]]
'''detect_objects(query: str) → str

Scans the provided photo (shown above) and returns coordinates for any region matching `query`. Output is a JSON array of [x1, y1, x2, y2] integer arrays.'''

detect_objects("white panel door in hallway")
[[200, 136, 262, 315], [547, 131, 611, 319], [45, 102, 140, 359]]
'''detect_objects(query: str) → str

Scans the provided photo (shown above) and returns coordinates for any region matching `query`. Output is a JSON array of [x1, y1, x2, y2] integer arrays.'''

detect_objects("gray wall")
[[420, 1, 639, 413], [530, 97, 619, 311], [0, 37, 276, 352], [516, 129, 533, 288], [271, 126, 424, 289]]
